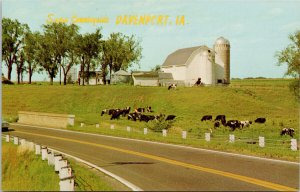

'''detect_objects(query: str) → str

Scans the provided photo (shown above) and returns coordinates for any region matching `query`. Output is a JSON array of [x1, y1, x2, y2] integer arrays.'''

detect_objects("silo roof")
[[214, 37, 230, 45], [162, 45, 210, 67]]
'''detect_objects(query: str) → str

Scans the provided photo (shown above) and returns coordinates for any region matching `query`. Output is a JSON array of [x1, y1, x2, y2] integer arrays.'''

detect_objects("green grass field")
[[2, 78, 299, 161], [2, 141, 60, 191], [1, 140, 127, 191]]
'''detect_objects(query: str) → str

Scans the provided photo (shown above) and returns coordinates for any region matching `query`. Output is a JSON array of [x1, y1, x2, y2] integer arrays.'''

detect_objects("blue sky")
[[2, 0, 300, 81]]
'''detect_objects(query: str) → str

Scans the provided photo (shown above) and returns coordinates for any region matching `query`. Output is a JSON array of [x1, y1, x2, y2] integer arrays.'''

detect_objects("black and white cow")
[[128, 112, 139, 121], [240, 120, 252, 128], [226, 120, 241, 131], [121, 106, 131, 117], [215, 115, 226, 126], [135, 108, 145, 113], [280, 128, 295, 137], [166, 115, 176, 121], [201, 115, 212, 121], [168, 84, 177, 90], [139, 114, 156, 122], [146, 106, 153, 112], [101, 108, 120, 116], [214, 121, 220, 128], [110, 109, 123, 120], [215, 115, 226, 121], [255, 118, 266, 123]]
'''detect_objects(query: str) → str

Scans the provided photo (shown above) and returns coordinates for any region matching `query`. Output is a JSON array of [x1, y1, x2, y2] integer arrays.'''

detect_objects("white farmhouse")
[[161, 37, 230, 86]]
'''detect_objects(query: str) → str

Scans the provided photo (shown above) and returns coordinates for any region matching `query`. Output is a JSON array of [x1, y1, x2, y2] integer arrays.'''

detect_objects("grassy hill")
[[3, 78, 299, 161]]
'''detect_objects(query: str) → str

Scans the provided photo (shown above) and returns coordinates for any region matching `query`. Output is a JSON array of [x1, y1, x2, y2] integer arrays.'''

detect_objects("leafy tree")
[[23, 31, 41, 84], [75, 29, 102, 85], [276, 30, 300, 99], [15, 50, 25, 84], [35, 32, 58, 85], [101, 33, 142, 83], [151, 65, 161, 72], [42, 23, 80, 85], [2, 18, 29, 80]]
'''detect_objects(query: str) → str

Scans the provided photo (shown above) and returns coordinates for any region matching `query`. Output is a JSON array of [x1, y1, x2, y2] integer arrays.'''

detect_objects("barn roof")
[[158, 72, 173, 79], [113, 70, 131, 76], [162, 45, 210, 67], [132, 71, 158, 78]]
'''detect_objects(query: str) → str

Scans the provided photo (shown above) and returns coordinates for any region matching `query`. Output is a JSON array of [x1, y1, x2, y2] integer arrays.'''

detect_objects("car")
[[2, 120, 9, 132]]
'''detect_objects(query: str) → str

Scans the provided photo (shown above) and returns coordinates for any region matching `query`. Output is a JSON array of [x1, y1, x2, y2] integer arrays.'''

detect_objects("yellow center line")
[[15, 130, 297, 191]]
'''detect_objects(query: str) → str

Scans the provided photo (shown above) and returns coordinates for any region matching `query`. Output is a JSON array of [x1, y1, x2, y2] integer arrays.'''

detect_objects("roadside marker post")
[[59, 167, 72, 180], [205, 133, 210, 142], [259, 136, 265, 148], [59, 159, 68, 171], [96, 124, 99, 128], [54, 154, 63, 172], [229, 134, 235, 143], [127, 126, 131, 132], [80, 123, 84, 127], [41, 147, 48, 160], [14, 136, 19, 145], [48, 150, 55, 166], [59, 176, 75, 191], [144, 128, 148, 135], [6, 135, 9, 142], [291, 139, 297, 151], [162, 129, 167, 137], [35, 144, 41, 155], [182, 131, 187, 139], [110, 124, 115, 130]]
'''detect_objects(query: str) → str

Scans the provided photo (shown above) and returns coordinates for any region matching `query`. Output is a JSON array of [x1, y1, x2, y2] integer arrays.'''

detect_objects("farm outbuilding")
[[111, 70, 131, 84], [132, 71, 159, 86], [161, 37, 230, 86]]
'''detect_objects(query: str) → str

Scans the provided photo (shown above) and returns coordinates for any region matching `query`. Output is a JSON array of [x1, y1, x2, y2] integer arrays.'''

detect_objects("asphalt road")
[[6, 124, 299, 191]]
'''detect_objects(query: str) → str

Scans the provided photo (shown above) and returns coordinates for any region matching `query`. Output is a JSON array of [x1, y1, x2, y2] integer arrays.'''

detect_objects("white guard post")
[[205, 133, 210, 142], [229, 134, 235, 143], [182, 131, 187, 139], [259, 136, 265, 147]]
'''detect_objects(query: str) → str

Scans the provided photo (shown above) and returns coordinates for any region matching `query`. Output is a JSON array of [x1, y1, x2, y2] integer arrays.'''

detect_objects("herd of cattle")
[[100, 106, 295, 137], [201, 115, 295, 137], [101, 106, 176, 122]]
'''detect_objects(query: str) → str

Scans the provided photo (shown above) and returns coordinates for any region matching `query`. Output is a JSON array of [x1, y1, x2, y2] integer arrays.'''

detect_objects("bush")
[[146, 115, 174, 132]]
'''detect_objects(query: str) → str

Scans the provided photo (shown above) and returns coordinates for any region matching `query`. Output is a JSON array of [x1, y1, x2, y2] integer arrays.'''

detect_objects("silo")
[[214, 37, 230, 84]]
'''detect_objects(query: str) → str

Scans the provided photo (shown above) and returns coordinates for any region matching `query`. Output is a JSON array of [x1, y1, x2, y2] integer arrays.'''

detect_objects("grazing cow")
[[128, 112, 139, 121], [139, 114, 156, 122], [110, 110, 122, 120], [226, 120, 241, 131], [121, 106, 131, 117], [135, 108, 145, 113], [101, 108, 119, 116], [215, 115, 226, 126], [168, 83, 177, 90], [155, 113, 166, 120], [280, 128, 295, 137], [194, 78, 202, 86], [101, 109, 108, 116], [166, 115, 176, 121], [214, 121, 220, 128], [215, 115, 226, 121], [255, 118, 266, 123], [146, 106, 153, 112], [240, 121, 252, 128], [201, 115, 212, 121]]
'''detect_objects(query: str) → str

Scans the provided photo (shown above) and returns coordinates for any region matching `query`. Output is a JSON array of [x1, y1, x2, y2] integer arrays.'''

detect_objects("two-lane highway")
[[7, 124, 299, 191]]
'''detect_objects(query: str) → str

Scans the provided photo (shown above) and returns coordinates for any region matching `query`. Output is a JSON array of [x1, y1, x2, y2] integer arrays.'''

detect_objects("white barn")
[[161, 37, 230, 86]]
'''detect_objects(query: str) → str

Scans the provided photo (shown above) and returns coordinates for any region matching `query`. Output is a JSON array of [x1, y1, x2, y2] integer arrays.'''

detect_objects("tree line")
[[2, 18, 142, 85]]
